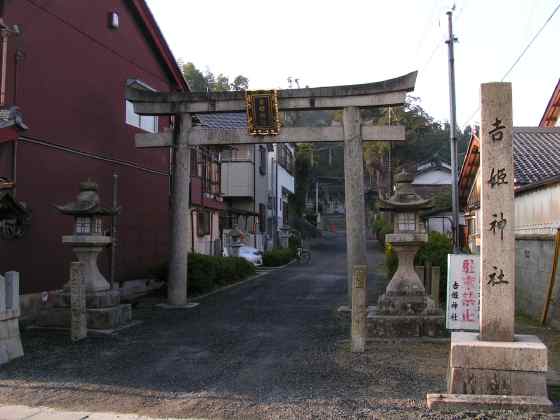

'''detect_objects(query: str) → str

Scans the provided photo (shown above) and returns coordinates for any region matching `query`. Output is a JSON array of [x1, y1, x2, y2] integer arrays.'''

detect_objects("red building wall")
[[0, 1, 182, 293]]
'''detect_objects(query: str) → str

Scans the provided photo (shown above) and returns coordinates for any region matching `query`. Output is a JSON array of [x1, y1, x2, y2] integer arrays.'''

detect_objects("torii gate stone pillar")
[[126, 71, 418, 351]]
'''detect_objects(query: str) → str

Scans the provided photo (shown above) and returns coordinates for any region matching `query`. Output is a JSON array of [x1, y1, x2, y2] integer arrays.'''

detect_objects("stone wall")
[[515, 235, 560, 328]]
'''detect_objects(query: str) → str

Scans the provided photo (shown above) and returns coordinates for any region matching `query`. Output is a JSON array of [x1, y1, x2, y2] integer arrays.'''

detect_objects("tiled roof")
[[194, 113, 247, 129], [513, 127, 560, 185]]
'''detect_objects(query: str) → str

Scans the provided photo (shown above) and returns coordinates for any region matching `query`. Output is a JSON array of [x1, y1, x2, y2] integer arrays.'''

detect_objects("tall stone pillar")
[[168, 113, 192, 306], [343, 107, 367, 302], [428, 83, 552, 412], [343, 107, 368, 352], [479, 83, 515, 341]]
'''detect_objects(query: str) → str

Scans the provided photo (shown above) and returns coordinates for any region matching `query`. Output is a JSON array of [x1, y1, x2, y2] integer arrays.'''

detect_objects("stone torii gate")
[[126, 71, 417, 352]]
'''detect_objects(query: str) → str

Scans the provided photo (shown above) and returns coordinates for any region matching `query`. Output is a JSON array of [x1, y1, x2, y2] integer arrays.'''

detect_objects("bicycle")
[[296, 246, 311, 264]]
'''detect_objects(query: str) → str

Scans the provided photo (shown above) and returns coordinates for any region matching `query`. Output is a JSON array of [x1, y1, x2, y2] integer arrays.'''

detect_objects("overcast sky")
[[146, 0, 559, 128]]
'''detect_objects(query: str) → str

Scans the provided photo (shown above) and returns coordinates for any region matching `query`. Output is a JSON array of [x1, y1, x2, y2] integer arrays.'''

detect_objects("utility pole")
[[446, 9, 460, 253]]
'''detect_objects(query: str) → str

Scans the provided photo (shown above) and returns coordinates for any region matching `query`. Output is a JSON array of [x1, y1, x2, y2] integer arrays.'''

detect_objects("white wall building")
[[267, 144, 295, 248]]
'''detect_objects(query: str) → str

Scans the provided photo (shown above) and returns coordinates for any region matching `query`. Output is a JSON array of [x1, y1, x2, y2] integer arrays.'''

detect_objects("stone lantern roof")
[[56, 180, 118, 216], [378, 170, 432, 211]]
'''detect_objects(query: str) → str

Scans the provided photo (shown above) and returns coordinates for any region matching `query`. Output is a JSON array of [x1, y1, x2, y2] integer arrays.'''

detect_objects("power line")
[[462, 0, 560, 128]]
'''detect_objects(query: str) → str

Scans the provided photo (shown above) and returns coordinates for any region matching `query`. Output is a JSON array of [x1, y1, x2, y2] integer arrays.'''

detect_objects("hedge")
[[151, 253, 256, 296], [384, 232, 452, 303], [385, 231, 452, 280], [263, 248, 296, 267]]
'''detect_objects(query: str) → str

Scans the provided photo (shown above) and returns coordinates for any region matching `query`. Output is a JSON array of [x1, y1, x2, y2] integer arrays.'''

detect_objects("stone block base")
[[446, 331, 550, 405], [367, 314, 447, 338], [37, 304, 132, 331], [427, 393, 553, 412], [0, 318, 23, 365], [448, 367, 547, 396], [54, 289, 120, 308]]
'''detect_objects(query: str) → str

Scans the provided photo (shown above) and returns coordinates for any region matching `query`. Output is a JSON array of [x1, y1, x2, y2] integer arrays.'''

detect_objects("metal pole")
[[315, 181, 319, 214], [110, 172, 118, 289], [446, 10, 460, 253]]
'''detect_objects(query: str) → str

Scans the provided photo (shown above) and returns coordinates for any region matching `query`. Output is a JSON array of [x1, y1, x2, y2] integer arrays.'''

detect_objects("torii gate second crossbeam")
[[126, 71, 417, 352]]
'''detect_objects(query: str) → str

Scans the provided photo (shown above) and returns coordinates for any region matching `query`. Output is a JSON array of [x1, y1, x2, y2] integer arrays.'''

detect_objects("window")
[[259, 203, 266, 233], [197, 211, 211, 237], [126, 100, 158, 133], [125, 80, 158, 133], [191, 147, 221, 195], [221, 145, 252, 161], [397, 212, 416, 232], [278, 144, 293, 175], [259, 146, 267, 175]]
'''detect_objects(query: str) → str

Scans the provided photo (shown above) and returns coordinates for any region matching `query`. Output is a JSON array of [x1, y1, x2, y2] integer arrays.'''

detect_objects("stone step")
[[427, 393, 553, 412]]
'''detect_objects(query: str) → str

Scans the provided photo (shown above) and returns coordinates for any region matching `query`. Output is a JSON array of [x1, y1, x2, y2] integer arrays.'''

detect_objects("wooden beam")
[[135, 125, 406, 148], [126, 71, 418, 115]]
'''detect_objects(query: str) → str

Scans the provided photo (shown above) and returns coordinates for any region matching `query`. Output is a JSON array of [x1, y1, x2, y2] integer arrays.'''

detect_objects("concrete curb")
[[192, 259, 297, 302], [0, 404, 206, 419]]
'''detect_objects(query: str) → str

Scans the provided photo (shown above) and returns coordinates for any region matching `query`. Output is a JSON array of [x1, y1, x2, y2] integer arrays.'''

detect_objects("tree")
[[289, 144, 313, 219], [181, 62, 249, 93], [231, 75, 249, 91], [182, 62, 207, 92]]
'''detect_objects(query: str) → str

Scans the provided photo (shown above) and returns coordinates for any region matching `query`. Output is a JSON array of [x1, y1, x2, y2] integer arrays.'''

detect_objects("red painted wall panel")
[[0, 1, 179, 293]]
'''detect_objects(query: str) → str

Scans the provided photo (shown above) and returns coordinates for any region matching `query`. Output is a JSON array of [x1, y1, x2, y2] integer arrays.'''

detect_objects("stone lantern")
[[55, 180, 117, 293], [229, 225, 243, 257], [370, 170, 444, 337], [38, 180, 131, 332]]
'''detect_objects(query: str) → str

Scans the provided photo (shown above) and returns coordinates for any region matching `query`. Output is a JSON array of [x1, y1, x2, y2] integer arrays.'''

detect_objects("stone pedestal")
[[38, 290, 131, 332], [428, 331, 553, 411], [448, 332, 548, 396], [38, 236, 132, 333], [0, 271, 23, 365], [369, 233, 446, 337], [62, 235, 112, 292]]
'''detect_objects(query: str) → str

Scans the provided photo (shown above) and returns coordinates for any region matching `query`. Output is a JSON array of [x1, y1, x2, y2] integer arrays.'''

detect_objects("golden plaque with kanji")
[[245, 90, 280, 135]]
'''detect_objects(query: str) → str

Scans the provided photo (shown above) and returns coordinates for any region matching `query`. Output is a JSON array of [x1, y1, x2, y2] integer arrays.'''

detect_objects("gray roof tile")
[[194, 113, 247, 129], [513, 127, 560, 185]]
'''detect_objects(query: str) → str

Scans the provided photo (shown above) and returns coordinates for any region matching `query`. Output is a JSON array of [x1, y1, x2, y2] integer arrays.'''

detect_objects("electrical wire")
[[461, 0, 560, 128]]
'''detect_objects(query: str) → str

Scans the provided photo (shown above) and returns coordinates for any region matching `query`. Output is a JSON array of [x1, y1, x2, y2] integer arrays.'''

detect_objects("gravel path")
[[0, 234, 557, 419]]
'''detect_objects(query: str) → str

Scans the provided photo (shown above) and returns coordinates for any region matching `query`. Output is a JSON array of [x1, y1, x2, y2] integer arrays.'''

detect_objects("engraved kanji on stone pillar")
[[479, 82, 514, 341]]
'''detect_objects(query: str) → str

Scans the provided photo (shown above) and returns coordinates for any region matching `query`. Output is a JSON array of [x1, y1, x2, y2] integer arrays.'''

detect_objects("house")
[[196, 113, 295, 252], [460, 128, 560, 249], [459, 127, 560, 324], [540, 79, 560, 128], [267, 143, 295, 247], [412, 159, 452, 199], [0, 0, 193, 316]]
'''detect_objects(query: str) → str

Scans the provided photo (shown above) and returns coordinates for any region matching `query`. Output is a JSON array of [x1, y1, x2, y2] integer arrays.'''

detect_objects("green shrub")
[[415, 232, 453, 278], [263, 248, 296, 267], [372, 215, 393, 247], [150, 253, 256, 296], [385, 242, 399, 278], [384, 231, 452, 288]]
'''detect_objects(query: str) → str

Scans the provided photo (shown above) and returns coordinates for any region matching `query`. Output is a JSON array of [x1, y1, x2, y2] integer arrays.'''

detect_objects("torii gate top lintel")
[[126, 71, 418, 116]]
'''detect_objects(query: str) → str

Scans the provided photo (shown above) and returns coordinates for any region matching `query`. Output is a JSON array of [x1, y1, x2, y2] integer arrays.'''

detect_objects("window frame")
[[125, 80, 159, 133]]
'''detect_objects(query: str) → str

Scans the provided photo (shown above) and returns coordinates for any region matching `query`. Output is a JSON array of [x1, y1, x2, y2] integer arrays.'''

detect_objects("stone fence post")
[[0, 271, 23, 365]]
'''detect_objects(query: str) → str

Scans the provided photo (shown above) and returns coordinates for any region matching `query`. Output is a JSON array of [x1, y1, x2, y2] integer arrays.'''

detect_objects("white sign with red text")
[[446, 254, 480, 331]]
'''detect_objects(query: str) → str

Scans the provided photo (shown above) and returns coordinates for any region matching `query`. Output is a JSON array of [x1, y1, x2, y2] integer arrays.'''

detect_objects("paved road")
[[0, 234, 455, 419]]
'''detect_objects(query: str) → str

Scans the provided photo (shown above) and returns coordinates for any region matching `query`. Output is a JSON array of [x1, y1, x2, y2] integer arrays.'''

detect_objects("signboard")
[[246, 90, 280, 135], [446, 254, 480, 331]]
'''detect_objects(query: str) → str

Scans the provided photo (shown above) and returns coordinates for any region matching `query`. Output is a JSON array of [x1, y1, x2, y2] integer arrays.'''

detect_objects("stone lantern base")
[[38, 289, 132, 332], [367, 233, 446, 338], [367, 308, 446, 338]]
